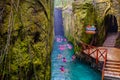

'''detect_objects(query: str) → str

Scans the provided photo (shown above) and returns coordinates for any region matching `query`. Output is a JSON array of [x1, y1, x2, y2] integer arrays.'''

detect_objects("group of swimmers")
[[59, 44, 73, 51], [56, 37, 75, 72], [58, 54, 76, 72], [58, 54, 76, 61], [56, 37, 67, 42]]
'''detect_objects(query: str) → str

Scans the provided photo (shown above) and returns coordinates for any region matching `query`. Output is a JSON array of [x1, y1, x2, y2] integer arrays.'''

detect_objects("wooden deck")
[[83, 47, 120, 80], [83, 47, 120, 61]]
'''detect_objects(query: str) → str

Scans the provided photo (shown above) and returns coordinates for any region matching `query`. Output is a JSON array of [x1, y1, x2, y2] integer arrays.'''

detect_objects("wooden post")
[[102, 68, 104, 80], [104, 49, 107, 65], [88, 48, 90, 55], [96, 49, 98, 64]]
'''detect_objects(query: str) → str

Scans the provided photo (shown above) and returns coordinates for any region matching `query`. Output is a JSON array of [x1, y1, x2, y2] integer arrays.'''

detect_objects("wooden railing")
[[79, 41, 107, 64], [84, 47, 107, 80], [83, 46, 107, 64], [79, 41, 107, 80]]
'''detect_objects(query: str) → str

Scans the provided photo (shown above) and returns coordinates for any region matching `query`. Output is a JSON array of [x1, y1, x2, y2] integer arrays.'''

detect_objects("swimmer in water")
[[60, 66, 69, 73], [60, 66, 65, 72], [62, 57, 66, 62]]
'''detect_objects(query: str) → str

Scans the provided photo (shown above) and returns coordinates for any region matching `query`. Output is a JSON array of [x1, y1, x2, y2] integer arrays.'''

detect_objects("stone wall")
[[96, 0, 120, 31], [74, 0, 120, 31]]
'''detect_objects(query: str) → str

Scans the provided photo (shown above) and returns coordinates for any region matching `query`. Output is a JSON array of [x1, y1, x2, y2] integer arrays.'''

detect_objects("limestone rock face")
[[74, 0, 120, 30], [55, 0, 120, 52], [95, 0, 120, 31], [71, 0, 120, 48]]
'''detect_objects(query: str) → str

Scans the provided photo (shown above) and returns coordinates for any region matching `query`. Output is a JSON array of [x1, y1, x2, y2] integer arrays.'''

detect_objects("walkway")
[[83, 47, 120, 61], [83, 47, 120, 79], [102, 32, 120, 79], [51, 8, 101, 80], [103, 32, 119, 47], [83, 32, 120, 80]]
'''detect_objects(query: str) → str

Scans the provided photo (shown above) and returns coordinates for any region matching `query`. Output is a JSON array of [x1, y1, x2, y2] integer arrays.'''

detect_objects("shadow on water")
[[54, 8, 64, 36]]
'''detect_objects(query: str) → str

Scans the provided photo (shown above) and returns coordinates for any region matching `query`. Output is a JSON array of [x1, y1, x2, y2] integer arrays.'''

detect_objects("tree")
[[0, 0, 53, 80]]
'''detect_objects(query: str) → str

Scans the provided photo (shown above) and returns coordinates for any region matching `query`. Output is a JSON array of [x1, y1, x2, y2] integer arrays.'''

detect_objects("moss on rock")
[[0, 0, 53, 80]]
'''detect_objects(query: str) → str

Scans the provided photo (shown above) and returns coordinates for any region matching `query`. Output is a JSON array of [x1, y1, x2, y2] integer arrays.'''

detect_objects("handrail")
[[97, 48, 107, 64], [84, 46, 107, 80], [80, 42, 107, 64], [79, 41, 108, 80]]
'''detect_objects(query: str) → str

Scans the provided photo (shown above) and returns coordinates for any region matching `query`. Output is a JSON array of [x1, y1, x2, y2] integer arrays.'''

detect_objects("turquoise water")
[[51, 36, 101, 80], [51, 8, 101, 80]]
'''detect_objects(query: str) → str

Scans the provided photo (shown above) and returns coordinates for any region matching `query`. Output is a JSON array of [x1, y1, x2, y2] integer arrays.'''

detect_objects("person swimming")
[[60, 66, 69, 73], [60, 66, 65, 72], [62, 57, 66, 62]]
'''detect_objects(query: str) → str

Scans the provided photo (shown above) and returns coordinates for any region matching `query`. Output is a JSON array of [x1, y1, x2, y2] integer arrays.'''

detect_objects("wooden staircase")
[[103, 60, 120, 80], [80, 40, 120, 80]]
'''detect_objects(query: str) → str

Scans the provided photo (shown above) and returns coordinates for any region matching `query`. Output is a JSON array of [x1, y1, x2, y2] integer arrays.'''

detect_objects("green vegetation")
[[0, 0, 119, 79], [66, 2, 108, 53], [72, 3, 97, 52], [0, 0, 53, 80]]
